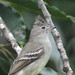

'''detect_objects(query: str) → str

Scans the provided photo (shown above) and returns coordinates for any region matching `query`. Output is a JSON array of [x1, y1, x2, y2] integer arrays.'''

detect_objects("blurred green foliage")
[[0, 0, 75, 75]]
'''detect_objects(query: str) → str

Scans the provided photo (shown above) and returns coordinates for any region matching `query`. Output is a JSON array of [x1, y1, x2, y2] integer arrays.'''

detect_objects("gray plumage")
[[8, 16, 51, 75]]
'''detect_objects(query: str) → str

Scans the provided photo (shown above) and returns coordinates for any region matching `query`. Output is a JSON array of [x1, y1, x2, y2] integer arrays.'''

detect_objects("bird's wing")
[[9, 42, 44, 75]]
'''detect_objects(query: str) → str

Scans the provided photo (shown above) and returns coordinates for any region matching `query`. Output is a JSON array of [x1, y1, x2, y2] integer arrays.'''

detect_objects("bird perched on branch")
[[8, 16, 52, 75]]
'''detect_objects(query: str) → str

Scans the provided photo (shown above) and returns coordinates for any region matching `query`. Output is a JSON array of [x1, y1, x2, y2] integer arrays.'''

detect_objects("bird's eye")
[[41, 26, 45, 29]]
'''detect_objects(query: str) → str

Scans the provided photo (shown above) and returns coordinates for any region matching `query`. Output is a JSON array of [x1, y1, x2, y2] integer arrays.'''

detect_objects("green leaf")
[[0, 46, 16, 59], [0, 0, 75, 21], [66, 15, 75, 23], [40, 68, 57, 75], [0, 57, 10, 74], [0, 3, 26, 45]]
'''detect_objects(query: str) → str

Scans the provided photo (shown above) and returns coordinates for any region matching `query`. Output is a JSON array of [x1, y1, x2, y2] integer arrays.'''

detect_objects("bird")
[[8, 16, 52, 75]]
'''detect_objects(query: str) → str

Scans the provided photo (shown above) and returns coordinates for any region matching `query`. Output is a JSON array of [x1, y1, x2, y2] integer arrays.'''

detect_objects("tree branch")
[[37, 0, 73, 75], [0, 17, 22, 55]]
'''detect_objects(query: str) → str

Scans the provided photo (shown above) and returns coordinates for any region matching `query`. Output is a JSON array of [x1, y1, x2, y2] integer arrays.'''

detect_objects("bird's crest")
[[34, 15, 47, 26]]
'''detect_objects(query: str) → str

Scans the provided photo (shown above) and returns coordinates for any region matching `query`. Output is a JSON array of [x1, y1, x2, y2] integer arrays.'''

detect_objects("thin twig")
[[0, 17, 22, 55], [37, 0, 73, 75]]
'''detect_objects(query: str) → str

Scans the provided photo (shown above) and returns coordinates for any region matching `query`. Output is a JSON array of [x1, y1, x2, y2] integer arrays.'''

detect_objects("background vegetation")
[[0, 0, 75, 75]]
